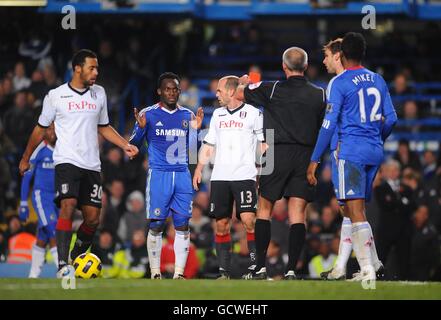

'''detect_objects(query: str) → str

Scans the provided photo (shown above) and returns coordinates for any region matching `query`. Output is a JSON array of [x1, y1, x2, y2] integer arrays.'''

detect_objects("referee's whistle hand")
[[239, 74, 250, 86], [307, 162, 319, 186], [193, 170, 202, 191]]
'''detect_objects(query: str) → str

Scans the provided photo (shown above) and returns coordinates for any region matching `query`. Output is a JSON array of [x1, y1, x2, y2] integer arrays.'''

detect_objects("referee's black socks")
[[255, 219, 271, 271], [286, 223, 306, 274]]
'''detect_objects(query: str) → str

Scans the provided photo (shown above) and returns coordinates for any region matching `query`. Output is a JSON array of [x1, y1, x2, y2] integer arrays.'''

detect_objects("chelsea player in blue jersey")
[[307, 33, 397, 282], [319, 38, 384, 281], [19, 124, 59, 278], [130, 72, 203, 279]]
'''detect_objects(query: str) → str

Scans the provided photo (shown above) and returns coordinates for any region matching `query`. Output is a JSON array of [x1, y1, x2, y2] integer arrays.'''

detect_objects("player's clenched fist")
[[19, 157, 30, 176], [124, 143, 139, 160]]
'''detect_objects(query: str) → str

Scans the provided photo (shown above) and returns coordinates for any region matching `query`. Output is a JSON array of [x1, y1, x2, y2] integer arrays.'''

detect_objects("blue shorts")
[[145, 169, 193, 221], [31, 189, 58, 243], [31, 189, 59, 228], [331, 154, 379, 202], [36, 223, 57, 243]]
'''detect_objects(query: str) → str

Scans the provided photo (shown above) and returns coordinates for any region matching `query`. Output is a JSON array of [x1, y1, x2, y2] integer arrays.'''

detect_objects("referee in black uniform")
[[236, 47, 326, 279]]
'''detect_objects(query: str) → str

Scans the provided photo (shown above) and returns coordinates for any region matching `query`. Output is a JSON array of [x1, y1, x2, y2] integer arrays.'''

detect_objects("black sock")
[[255, 219, 271, 271], [247, 232, 256, 269], [215, 234, 232, 274], [286, 223, 306, 274], [56, 218, 73, 269], [70, 223, 97, 261], [56, 230, 72, 269]]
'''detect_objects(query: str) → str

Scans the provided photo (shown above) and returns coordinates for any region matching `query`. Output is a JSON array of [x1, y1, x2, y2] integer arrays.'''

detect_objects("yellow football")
[[73, 252, 102, 279]]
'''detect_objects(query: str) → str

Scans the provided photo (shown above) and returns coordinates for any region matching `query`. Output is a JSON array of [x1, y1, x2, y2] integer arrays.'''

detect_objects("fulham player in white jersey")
[[193, 76, 265, 279], [19, 49, 138, 278]]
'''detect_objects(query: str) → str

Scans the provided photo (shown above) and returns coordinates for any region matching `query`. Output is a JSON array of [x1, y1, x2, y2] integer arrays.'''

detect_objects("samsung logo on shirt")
[[156, 129, 186, 137]]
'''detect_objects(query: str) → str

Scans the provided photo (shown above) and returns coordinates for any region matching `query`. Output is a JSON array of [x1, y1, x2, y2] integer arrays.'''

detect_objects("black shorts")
[[259, 144, 315, 202], [209, 180, 257, 220], [54, 163, 102, 209]]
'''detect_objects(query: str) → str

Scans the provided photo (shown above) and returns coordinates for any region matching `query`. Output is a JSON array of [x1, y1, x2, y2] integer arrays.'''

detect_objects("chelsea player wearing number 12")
[[307, 33, 397, 282]]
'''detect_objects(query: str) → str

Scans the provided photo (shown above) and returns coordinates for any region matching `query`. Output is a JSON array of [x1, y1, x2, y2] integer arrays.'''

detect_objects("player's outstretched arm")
[[98, 125, 139, 159], [19, 125, 46, 176], [235, 74, 251, 101]]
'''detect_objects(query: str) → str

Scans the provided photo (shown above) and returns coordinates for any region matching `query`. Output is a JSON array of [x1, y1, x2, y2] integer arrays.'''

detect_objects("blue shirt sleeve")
[[20, 150, 39, 203], [380, 76, 398, 141], [311, 77, 344, 162]]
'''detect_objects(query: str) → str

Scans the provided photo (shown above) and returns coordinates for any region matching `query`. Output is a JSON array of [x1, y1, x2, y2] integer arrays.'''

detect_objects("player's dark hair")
[[72, 49, 97, 70], [341, 32, 366, 62], [157, 72, 180, 89], [323, 38, 342, 54]]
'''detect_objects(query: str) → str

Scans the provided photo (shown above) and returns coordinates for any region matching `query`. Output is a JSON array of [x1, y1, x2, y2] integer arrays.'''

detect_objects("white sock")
[[29, 245, 46, 278], [174, 230, 190, 276], [351, 222, 374, 272], [335, 217, 352, 271], [366, 224, 382, 271], [50, 247, 59, 269], [147, 230, 163, 275]]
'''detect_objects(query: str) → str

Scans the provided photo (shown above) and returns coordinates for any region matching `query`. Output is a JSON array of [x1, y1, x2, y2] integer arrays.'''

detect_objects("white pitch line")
[[0, 281, 175, 291]]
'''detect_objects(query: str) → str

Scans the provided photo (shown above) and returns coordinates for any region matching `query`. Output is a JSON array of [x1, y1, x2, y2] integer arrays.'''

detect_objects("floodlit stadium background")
[[0, 0, 440, 283]]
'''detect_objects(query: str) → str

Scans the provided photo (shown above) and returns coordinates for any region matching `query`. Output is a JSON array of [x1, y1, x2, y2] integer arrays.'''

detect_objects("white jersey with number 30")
[[203, 103, 264, 181], [38, 83, 109, 172]]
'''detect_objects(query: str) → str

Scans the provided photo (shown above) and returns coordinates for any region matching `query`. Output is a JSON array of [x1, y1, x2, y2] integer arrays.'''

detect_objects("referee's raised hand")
[[307, 162, 319, 186], [134, 107, 147, 128], [239, 74, 251, 86]]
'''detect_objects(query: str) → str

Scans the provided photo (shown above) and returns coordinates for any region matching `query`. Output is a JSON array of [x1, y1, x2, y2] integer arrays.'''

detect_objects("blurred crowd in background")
[[0, 11, 440, 280]]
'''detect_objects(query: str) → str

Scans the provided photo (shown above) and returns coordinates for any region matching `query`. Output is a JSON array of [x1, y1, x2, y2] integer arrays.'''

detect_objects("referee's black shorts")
[[259, 144, 315, 202]]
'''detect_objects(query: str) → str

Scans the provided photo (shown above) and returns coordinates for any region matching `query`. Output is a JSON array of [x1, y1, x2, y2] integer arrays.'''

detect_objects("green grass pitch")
[[1, 279, 441, 300]]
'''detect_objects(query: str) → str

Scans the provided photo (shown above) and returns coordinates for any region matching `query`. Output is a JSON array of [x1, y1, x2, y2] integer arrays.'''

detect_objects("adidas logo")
[[347, 189, 355, 196], [155, 121, 164, 126]]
